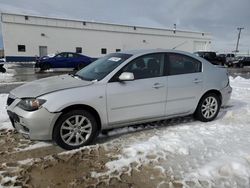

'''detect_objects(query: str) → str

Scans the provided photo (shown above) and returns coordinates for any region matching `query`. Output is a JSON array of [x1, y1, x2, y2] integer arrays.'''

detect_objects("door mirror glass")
[[119, 72, 134, 81]]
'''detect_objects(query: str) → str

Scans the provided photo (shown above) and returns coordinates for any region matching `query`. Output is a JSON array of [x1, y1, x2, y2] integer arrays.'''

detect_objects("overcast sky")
[[0, 0, 249, 53]]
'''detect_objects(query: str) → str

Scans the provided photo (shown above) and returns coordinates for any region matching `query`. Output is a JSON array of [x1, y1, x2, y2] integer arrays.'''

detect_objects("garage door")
[[193, 41, 207, 52]]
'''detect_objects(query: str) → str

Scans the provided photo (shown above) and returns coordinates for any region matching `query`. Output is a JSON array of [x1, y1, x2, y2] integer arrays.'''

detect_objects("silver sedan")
[[6, 49, 232, 149]]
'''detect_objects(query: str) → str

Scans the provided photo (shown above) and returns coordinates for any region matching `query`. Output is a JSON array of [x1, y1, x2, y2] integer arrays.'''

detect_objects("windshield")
[[75, 53, 132, 81]]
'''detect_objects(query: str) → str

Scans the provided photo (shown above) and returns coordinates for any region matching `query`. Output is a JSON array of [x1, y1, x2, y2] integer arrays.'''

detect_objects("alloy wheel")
[[60, 115, 92, 146], [201, 96, 218, 119]]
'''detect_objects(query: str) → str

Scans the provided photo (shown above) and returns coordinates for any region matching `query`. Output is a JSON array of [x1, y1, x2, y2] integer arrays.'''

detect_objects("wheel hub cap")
[[201, 96, 218, 119], [60, 115, 92, 146]]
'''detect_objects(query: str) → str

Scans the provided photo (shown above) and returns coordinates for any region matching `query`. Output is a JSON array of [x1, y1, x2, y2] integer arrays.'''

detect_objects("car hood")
[[10, 74, 93, 98]]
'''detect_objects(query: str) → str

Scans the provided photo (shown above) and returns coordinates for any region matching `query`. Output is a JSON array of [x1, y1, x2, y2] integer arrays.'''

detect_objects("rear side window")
[[56, 53, 68, 58], [167, 53, 202, 75]]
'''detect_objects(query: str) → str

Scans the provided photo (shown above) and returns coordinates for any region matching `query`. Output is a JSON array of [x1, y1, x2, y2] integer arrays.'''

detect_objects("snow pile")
[[0, 64, 16, 83], [185, 156, 250, 187], [0, 94, 13, 130], [105, 132, 189, 175]]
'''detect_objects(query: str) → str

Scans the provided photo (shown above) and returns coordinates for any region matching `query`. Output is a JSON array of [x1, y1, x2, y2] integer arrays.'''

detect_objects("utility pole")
[[235, 27, 244, 53]]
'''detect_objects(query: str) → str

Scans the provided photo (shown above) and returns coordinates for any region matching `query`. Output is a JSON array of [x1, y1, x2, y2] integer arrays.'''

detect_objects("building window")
[[116, 49, 121, 52], [25, 16, 29, 20], [101, 48, 107, 54], [76, 47, 82, 53], [18, 45, 26, 52], [82, 21, 86, 26]]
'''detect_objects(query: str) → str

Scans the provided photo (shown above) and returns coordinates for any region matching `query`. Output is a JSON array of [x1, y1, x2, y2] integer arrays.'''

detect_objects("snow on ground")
[[0, 73, 15, 83], [0, 94, 13, 130], [0, 64, 16, 83], [93, 76, 250, 188], [16, 142, 52, 151]]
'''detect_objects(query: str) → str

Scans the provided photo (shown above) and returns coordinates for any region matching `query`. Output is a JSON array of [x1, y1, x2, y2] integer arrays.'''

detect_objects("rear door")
[[106, 53, 167, 124], [166, 53, 203, 116]]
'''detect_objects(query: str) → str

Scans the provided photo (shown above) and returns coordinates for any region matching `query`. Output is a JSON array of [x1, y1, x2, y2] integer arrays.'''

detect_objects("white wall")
[[1, 13, 212, 58]]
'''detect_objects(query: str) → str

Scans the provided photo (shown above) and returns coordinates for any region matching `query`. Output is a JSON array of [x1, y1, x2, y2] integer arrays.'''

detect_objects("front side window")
[[167, 53, 201, 75], [121, 53, 165, 80], [75, 53, 132, 81]]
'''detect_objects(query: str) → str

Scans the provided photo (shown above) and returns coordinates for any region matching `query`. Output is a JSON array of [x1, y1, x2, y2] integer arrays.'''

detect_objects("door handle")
[[193, 78, 203, 83], [153, 83, 164, 89]]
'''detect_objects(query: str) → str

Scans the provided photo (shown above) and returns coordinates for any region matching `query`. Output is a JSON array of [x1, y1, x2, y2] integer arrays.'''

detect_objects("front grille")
[[7, 97, 15, 106]]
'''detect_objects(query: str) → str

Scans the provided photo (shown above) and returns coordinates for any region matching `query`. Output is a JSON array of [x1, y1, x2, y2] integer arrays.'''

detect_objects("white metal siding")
[[1, 13, 212, 58]]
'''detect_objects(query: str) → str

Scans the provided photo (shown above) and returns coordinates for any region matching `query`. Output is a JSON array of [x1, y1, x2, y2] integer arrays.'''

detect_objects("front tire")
[[53, 110, 98, 150], [76, 63, 86, 70], [40, 63, 51, 71], [194, 93, 221, 122]]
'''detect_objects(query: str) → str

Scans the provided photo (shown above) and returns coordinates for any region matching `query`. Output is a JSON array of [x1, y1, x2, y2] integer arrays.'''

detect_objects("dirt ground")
[[0, 127, 183, 188]]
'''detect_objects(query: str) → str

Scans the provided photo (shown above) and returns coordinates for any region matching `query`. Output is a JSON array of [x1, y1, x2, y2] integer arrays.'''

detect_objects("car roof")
[[57, 52, 86, 57], [120, 49, 195, 56]]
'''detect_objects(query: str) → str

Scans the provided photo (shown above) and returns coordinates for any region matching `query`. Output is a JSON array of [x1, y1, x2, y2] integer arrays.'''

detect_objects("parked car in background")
[[0, 58, 6, 73], [227, 56, 250, 68], [194, 51, 224, 65], [217, 54, 227, 65], [35, 52, 96, 71], [7, 49, 232, 150], [226, 53, 235, 62]]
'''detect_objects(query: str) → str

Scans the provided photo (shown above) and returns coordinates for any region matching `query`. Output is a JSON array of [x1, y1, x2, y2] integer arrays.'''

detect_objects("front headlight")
[[17, 98, 46, 111]]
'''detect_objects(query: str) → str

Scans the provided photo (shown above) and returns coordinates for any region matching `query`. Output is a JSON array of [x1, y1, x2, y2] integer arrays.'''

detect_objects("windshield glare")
[[75, 53, 132, 81]]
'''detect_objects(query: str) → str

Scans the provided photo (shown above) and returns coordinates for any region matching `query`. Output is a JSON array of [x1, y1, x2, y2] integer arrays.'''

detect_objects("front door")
[[106, 53, 167, 124]]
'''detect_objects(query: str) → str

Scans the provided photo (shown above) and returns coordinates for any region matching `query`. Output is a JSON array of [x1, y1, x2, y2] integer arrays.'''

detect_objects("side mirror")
[[118, 72, 134, 81]]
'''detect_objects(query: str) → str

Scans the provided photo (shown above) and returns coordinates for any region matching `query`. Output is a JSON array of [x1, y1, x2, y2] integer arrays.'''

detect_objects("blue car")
[[35, 52, 96, 71]]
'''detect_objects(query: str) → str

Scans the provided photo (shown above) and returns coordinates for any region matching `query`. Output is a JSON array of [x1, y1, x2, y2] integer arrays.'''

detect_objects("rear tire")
[[40, 63, 51, 71], [53, 110, 99, 150], [194, 93, 221, 122]]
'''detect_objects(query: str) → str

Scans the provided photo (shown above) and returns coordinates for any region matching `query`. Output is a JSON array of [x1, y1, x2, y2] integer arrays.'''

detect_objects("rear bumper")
[[220, 85, 232, 107]]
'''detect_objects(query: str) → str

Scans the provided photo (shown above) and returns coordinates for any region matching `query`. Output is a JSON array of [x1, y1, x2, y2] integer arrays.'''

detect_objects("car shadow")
[[94, 115, 195, 145]]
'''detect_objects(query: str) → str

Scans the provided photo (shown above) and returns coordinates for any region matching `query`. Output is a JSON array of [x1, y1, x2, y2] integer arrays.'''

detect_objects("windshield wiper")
[[69, 73, 85, 80]]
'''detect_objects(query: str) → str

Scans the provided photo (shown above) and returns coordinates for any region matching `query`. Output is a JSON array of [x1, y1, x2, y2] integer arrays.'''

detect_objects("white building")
[[1, 13, 212, 62]]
